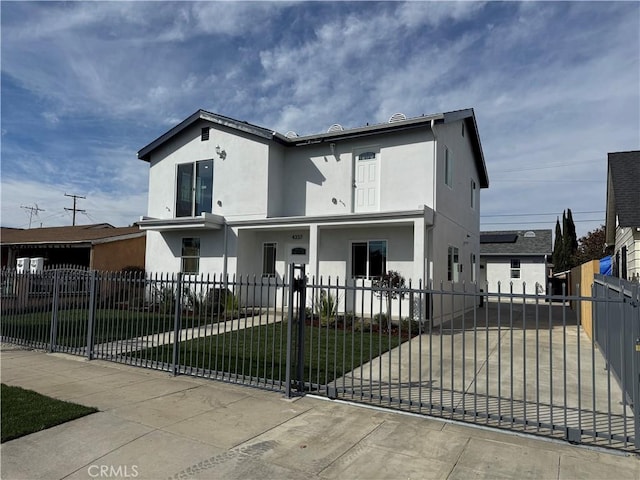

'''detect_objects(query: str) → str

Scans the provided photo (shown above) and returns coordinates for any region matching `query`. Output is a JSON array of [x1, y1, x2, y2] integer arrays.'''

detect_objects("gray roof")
[[480, 229, 552, 256], [605, 151, 640, 244], [137, 108, 489, 188]]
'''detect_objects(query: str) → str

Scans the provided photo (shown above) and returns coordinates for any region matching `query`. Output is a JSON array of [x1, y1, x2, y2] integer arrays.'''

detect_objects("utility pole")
[[64, 193, 86, 226], [20, 204, 45, 229]]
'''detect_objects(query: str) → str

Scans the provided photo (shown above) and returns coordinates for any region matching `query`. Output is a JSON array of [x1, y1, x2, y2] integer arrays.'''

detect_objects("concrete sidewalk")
[[1, 346, 638, 480]]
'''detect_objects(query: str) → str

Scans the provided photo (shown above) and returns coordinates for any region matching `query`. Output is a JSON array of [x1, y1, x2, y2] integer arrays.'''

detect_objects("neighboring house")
[[479, 229, 552, 295], [137, 109, 489, 320], [0, 224, 146, 271], [605, 150, 640, 281]]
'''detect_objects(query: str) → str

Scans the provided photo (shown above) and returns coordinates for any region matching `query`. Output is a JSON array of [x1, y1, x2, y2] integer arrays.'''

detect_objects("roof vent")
[[327, 124, 344, 133], [524, 231, 536, 238], [285, 131, 299, 138], [388, 113, 407, 123]]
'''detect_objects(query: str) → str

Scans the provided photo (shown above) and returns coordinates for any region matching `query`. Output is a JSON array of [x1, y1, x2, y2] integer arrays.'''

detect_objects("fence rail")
[[1, 267, 638, 452]]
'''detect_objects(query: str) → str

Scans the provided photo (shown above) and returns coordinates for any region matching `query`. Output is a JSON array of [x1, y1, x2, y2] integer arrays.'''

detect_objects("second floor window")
[[176, 159, 213, 217], [445, 147, 453, 188]]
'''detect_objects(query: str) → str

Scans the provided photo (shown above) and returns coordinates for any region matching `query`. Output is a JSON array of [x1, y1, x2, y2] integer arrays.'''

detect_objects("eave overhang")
[[137, 213, 225, 232]]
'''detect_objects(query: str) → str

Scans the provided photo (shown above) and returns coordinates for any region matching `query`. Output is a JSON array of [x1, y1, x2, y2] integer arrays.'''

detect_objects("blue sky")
[[1, 1, 638, 238]]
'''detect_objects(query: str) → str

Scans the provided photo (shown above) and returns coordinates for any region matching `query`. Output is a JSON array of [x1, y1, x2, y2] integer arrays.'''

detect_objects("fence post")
[[296, 265, 307, 393], [632, 282, 640, 450], [285, 263, 295, 398], [172, 273, 183, 376], [49, 270, 60, 353], [86, 270, 98, 360]]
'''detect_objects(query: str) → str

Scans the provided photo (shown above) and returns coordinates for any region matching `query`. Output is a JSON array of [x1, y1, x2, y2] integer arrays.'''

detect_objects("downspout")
[[430, 119, 438, 212], [427, 118, 438, 286]]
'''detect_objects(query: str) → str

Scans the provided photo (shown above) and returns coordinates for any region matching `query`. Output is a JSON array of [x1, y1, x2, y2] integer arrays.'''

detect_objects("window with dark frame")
[[181, 238, 200, 274], [470, 179, 477, 209], [445, 147, 453, 187], [176, 159, 213, 217], [263, 243, 277, 277], [510, 259, 521, 279], [351, 240, 387, 279], [448, 246, 459, 282], [201, 127, 210, 141]]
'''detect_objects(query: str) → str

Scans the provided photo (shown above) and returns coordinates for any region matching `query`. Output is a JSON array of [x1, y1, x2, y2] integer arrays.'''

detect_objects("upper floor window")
[[201, 127, 210, 141], [352, 240, 387, 279], [448, 246, 459, 282], [176, 159, 213, 217], [263, 243, 277, 277], [445, 147, 453, 188], [470, 179, 477, 209], [181, 237, 200, 274], [358, 151, 376, 161]]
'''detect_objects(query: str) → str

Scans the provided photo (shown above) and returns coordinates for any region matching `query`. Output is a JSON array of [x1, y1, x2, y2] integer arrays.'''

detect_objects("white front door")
[[354, 152, 379, 212]]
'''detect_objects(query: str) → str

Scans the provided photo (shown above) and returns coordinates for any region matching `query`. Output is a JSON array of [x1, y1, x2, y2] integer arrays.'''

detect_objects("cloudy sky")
[[1, 1, 638, 238]]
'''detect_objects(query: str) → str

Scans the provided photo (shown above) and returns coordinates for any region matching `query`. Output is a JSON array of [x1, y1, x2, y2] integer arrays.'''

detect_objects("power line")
[[481, 210, 604, 218], [64, 193, 86, 226], [481, 219, 604, 225], [493, 158, 602, 174]]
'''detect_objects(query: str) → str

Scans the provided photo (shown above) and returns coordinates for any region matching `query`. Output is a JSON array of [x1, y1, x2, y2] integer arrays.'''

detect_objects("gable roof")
[[0, 224, 143, 246], [605, 150, 640, 243], [137, 108, 489, 188], [480, 229, 552, 256]]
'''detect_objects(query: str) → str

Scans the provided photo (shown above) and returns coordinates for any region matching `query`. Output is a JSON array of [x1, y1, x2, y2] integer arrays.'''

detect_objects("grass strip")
[[1, 384, 98, 443]]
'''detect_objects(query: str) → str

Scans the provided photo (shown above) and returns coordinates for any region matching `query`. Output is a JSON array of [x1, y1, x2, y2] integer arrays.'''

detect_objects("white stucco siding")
[[279, 129, 435, 217], [316, 225, 415, 281], [378, 130, 435, 212], [267, 144, 285, 217], [146, 121, 270, 221], [434, 121, 481, 235], [145, 230, 228, 275], [482, 257, 547, 295], [280, 144, 353, 217]]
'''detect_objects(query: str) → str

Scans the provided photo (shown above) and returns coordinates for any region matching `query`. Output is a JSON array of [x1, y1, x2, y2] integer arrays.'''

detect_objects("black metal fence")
[[593, 275, 640, 414], [1, 266, 638, 452]]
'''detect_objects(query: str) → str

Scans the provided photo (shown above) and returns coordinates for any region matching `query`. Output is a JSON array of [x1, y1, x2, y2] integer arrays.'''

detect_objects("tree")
[[553, 209, 579, 272], [574, 225, 608, 265], [563, 208, 578, 266], [552, 217, 563, 270], [372, 270, 406, 325]]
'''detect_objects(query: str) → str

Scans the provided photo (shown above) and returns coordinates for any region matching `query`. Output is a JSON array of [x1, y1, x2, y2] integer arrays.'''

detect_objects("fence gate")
[[2, 267, 638, 453]]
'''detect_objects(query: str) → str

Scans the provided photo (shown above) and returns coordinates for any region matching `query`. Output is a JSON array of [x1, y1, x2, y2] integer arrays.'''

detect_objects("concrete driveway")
[[330, 301, 635, 451]]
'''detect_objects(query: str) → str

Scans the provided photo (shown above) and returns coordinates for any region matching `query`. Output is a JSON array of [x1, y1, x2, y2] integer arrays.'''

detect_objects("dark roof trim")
[[138, 110, 285, 161], [137, 108, 489, 188]]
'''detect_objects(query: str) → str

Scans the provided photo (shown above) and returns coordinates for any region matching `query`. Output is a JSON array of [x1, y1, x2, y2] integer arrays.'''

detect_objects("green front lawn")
[[141, 321, 402, 386], [0, 309, 176, 348], [1, 384, 98, 443]]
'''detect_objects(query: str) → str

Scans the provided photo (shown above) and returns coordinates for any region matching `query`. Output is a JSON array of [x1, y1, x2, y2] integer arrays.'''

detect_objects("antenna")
[[64, 193, 86, 226], [20, 204, 45, 229]]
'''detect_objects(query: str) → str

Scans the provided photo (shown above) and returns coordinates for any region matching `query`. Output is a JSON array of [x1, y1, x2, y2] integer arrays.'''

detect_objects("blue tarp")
[[599, 255, 612, 275]]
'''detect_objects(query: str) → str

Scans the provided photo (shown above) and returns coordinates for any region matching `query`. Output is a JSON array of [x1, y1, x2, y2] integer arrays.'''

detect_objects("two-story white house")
[[137, 109, 489, 321]]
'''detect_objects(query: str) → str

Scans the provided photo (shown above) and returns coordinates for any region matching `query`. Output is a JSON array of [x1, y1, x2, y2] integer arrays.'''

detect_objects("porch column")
[[413, 218, 426, 283], [308, 224, 319, 280]]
